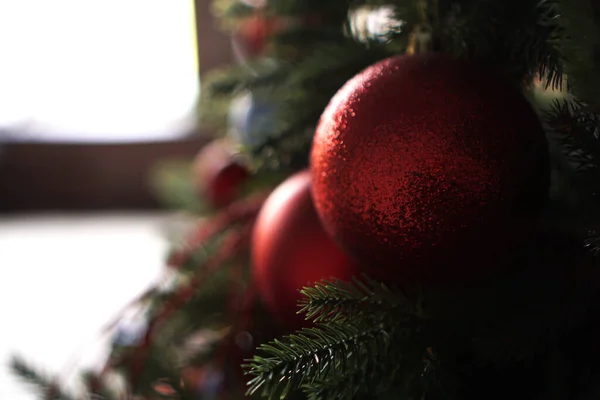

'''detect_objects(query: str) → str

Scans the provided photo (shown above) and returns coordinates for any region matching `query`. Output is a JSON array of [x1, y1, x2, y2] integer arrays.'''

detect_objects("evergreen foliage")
[[245, 233, 600, 398], [10, 357, 78, 400], [10, 0, 600, 398]]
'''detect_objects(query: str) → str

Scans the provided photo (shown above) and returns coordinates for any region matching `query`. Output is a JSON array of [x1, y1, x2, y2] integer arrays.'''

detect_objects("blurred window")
[[0, 0, 199, 143]]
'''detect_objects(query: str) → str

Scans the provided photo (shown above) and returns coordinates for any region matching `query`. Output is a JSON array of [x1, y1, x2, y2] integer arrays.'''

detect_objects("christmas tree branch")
[[298, 276, 418, 323], [439, 0, 563, 87], [301, 347, 440, 400], [544, 98, 597, 167], [264, 0, 354, 20], [532, 0, 564, 88], [250, 42, 388, 168], [10, 356, 77, 400], [271, 27, 347, 50], [554, 0, 600, 113], [167, 193, 266, 269], [286, 42, 388, 86], [79, 370, 120, 400], [244, 316, 420, 399], [584, 230, 600, 256], [301, 365, 399, 400], [211, 0, 255, 24], [123, 221, 255, 394], [198, 63, 290, 134], [542, 98, 600, 209]]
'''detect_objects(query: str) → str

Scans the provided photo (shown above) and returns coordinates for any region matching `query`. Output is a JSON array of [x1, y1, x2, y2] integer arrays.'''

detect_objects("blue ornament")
[[228, 91, 276, 146], [112, 313, 148, 347], [194, 365, 224, 400]]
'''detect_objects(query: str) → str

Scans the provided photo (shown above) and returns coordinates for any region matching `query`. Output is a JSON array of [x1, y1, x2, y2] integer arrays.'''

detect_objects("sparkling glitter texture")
[[310, 53, 550, 285], [251, 171, 359, 328]]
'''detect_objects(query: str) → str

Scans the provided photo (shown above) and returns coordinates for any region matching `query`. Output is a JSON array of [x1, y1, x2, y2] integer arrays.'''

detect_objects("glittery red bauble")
[[193, 140, 249, 208], [310, 53, 549, 285], [252, 170, 360, 328]]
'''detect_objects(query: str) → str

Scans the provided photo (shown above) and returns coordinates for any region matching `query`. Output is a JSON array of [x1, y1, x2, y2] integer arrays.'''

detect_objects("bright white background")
[[0, 0, 199, 142], [0, 214, 168, 399]]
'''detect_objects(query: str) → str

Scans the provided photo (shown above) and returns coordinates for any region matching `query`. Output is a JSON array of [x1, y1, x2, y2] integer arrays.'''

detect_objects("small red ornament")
[[193, 139, 250, 208], [310, 53, 549, 285], [233, 13, 325, 60], [236, 14, 271, 56], [251, 170, 360, 328]]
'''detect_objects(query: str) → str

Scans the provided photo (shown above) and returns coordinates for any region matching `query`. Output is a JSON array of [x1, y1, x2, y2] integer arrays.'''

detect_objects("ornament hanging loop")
[[406, 0, 438, 54], [406, 23, 433, 54]]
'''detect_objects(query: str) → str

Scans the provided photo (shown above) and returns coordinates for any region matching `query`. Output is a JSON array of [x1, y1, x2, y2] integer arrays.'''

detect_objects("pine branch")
[[544, 99, 595, 169], [167, 193, 266, 268], [249, 42, 388, 169], [418, 347, 464, 400], [148, 160, 205, 213], [555, 0, 600, 113], [264, 0, 354, 21], [198, 63, 290, 135], [584, 229, 600, 257], [532, 0, 564, 88], [298, 276, 419, 323], [271, 27, 348, 50], [211, 0, 255, 25], [286, 42, 387, 86], [10, 356, 77, 400], [79, 370, 122, 400], [301, 363, 403, 400], [542, 98, 600, 208], [301, 348, 453, 400], [302, 371, 368, 400], [202, 61, 291, 97], [244, 316, 421, 399], [440, 0, 563, 87]]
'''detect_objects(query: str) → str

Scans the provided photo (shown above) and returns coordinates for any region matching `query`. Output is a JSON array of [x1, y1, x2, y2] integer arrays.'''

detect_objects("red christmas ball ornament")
[[252, 170, 360, 328], [310, 53, 549, 285], [233, 13, 288, 59], [233, 13, 324, 60], [237, 14, 270, 56], [193, 139, 250, 208]]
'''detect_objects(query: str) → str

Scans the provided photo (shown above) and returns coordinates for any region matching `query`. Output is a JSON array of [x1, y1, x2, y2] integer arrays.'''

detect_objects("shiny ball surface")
[[310, 53, 549, 284], [252, 170, 359, 328]]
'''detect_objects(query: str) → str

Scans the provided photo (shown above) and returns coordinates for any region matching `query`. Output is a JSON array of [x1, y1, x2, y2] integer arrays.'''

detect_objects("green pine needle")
[[297, 275, 417, 323], [244, 277, 426, 399], [10, 356, 77, 400], [554, 0, 600, 113], [244, 319, 416, 399], [584, 230, 600, 256], [542, 98, 600, 201]]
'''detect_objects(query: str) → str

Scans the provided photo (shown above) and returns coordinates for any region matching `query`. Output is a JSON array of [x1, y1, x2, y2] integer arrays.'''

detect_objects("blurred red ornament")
[[193, 139, 250, 208], [310, 53, 549, 285], [234, 14, 280, 58], [251, 170, 360, 328], [181, 366, 205, 389], [233, 13, 325, 59]]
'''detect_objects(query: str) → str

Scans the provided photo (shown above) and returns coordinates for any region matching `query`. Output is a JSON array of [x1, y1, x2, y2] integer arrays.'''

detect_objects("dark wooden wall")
[[0, 139, 209, 211], [196, 0, 234, 74], [0, 1, 233, 212]]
